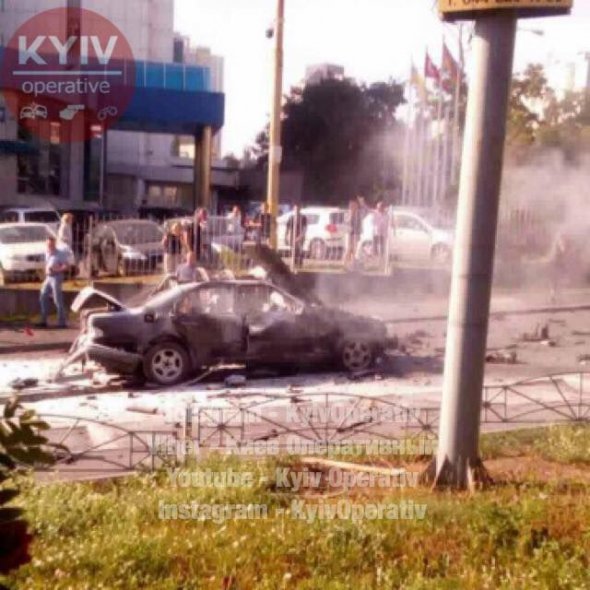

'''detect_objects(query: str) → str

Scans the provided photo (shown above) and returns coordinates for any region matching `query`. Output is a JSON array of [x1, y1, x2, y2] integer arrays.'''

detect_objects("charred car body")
[[68, 277, 395, 386]]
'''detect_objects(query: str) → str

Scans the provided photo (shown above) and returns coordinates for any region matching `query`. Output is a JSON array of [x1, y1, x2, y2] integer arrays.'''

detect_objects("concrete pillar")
[[428, 14, 517, 489], [200, 126, 212, 211]]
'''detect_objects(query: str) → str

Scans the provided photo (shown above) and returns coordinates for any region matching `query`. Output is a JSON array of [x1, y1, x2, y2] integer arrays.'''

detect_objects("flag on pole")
[[410, 63, 427, 102], [424, 53, 441, 86], [441, 43, 460, 94], [442, 43, 461, 82]]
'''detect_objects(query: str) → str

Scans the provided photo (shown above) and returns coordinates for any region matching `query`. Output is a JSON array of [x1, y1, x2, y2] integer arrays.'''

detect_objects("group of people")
[[345, 196, 391, 266]]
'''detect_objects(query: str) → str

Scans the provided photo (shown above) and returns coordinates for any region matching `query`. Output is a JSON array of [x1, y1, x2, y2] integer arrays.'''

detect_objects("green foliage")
[[507, 63, 588, 159], [0, 426, 588, 589], [0, 398, 55, 580], [254, 78, 405, 204]]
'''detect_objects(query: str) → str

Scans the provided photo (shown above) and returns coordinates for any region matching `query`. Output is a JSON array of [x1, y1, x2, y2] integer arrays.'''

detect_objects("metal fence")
[[33, 371, 589, 475], [0, 204, 560, 286]]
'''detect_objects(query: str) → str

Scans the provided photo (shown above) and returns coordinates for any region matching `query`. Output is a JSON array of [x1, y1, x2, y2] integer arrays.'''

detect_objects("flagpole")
[[441, 103, 451, 207], [401, 70, 413, 205], [451, 25, 464, 186], [433, 72, 444, 208]]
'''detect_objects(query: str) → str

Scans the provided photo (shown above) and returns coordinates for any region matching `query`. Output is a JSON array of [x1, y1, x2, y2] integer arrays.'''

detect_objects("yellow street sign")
[[439, 0, 573, 21]]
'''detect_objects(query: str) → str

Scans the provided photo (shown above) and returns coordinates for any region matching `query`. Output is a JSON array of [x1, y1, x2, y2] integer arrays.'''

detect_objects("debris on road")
[[347, 369, 376, 381], [225, 374, 247, 388], [520, 323, 550, 343], [9, 377, 39, 391], [486, 350, 518, 364], [125, 404, 160, 415]]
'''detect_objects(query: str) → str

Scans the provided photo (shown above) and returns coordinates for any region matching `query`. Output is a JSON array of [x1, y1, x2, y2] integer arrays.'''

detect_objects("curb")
[[0, 341, 72, 356], [383, 302, 590, 325]]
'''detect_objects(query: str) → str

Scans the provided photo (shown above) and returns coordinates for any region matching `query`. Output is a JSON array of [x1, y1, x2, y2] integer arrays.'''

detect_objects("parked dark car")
[[88, 219, 164, 277], [67, 278, 395, 386]]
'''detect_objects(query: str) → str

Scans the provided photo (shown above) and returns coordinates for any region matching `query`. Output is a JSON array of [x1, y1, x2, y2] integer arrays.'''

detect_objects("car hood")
[[0, 242, 47, 256], [244, 244, 322, 305], [71, 286, 126, 313]]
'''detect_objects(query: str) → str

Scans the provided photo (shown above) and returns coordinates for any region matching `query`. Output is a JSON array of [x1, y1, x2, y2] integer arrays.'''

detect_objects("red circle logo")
[[1, 8, 135, 143]]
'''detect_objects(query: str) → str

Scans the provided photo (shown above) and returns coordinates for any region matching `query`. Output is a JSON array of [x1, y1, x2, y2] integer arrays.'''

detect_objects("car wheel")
[[309, 239, 327, 260], [340, 339, 374, 372], [144, 342, 190, 386], [431, 244, 452, 265]]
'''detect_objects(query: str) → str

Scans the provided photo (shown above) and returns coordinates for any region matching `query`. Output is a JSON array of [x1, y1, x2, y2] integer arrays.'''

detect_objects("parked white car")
[[0, 223, 75, 285], [359, 208, 454, 265], [0, 207, 61, 231], [277, 206, 348, 259]]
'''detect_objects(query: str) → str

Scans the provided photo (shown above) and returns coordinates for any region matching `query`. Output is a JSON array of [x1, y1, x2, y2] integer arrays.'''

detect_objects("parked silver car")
[[89, 219, 164, 276]]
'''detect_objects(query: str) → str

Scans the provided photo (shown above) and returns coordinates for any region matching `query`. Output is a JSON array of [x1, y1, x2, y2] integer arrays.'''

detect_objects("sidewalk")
[[0, 322, 78, 355]]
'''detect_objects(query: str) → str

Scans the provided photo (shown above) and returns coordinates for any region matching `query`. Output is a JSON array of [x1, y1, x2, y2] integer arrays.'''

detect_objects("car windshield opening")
[[110, 223, 162, 245]]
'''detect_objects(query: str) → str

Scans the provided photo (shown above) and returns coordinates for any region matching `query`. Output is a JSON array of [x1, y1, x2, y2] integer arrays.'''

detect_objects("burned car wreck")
[[65, 249, 396, 386]]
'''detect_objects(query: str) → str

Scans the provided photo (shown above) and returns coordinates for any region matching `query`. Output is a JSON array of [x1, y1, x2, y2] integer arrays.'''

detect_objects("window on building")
[[17, 123, 62, 197]]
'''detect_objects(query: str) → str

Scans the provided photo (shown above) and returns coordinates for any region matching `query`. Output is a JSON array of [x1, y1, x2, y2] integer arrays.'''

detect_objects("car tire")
[[431, 244, 451, 265], [309, 239, 327, 260], [144, 341, 191, 386], [340, 339, 375, 372]]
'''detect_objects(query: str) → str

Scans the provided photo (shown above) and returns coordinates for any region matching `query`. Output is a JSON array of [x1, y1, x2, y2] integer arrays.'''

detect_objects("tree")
[[253, 78, 405, 205], [507, 63, 587, 160]]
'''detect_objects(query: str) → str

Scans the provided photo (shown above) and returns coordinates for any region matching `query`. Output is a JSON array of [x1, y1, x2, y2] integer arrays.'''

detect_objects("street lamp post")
[[266, 0, 285, 249]]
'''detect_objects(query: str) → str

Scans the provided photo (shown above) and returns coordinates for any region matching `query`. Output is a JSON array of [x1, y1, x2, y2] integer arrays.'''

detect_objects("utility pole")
[[266, 0, 285, 249], [432, 13, 517, 488], [430, 0, 573, 489]]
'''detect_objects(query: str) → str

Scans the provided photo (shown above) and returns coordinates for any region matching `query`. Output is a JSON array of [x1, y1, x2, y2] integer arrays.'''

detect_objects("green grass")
[[1, 427, 589, 590], [481, 424, 590, 465]]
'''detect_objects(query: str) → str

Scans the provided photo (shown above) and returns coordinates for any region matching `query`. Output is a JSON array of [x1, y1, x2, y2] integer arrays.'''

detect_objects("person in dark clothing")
[[184, 208, 208, 262], [162, 221, 183, 274], [346, 199, 363, 264], [286, 204, 307, 269], [253, 202, 273, 245]]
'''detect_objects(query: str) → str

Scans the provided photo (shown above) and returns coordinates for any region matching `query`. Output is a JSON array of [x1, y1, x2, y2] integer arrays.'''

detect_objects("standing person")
[[162, 221, 183, 275], [372, 202, 389, 261], [358, 204, 377, 261], [184, 208, 207, 263], [38, 236, 69, 329], [57, 213, 73, 248], [286, 204, 307, 269], [357, 195, 369, 220], [227, 205, 243, 232], [549, 231, 570, 304], [252, 202, 273, 245], [176, 251, 200, 283], [345, 199, 362, 265]]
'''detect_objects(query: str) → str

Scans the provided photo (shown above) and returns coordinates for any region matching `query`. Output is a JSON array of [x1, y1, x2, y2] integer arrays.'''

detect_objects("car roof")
[[1, 207, 58, 213], [301, 206, 343, 213], [101, 218, 161, 226], [0, 222, 52, 230]]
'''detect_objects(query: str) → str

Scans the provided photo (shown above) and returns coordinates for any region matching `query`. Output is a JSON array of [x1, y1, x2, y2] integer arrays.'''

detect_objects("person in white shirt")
[[372, 202, 389, 260], [57, 213, 73, 248], [176, 251, 200, 283]]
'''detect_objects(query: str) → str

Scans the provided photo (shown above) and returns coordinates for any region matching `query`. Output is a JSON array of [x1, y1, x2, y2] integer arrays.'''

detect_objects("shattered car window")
[[236, 285, 273, 315], [177, 285, 236, 315]]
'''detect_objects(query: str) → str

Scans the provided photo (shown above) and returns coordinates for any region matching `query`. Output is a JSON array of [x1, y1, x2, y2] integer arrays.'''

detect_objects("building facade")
[[0, 0, 226, 212]]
